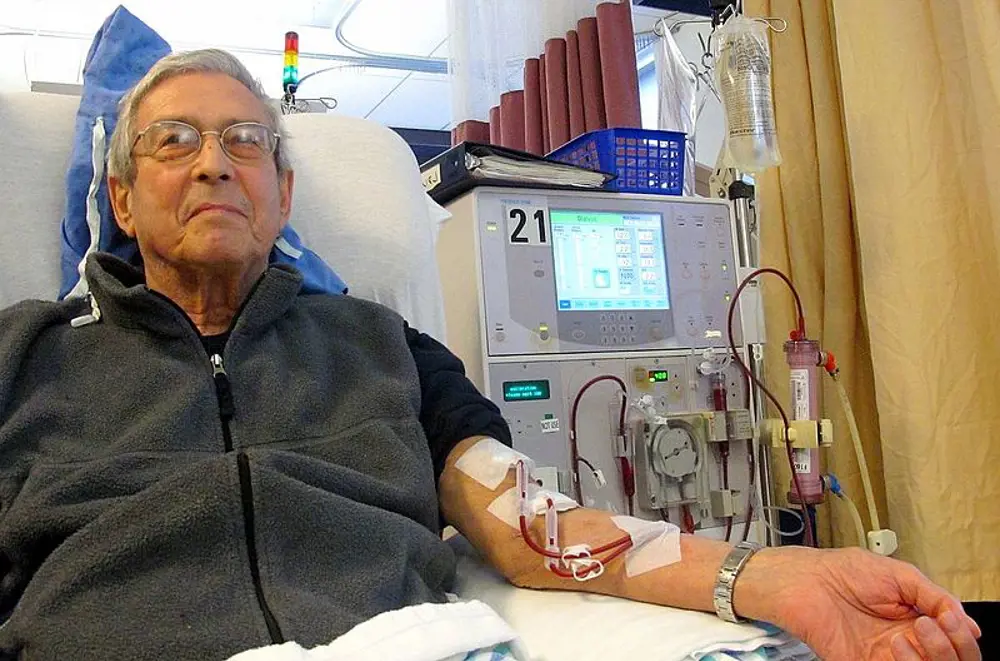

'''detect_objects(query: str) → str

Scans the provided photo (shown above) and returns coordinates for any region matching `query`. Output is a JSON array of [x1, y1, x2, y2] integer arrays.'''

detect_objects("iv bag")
[[655, 28, 697, 196], [713, 15, 781, 172]]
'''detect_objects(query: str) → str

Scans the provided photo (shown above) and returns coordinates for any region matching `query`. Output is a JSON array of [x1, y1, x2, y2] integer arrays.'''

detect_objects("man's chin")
[[179, 246, 265, 273]]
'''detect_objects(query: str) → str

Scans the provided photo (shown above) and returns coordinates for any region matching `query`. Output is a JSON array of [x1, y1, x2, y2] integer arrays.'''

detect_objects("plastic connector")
[[710, 489, 736, 518], [868, 529, 898, 556], [818, 418, 834, 448], [819, 350, 838, 376], [592, 469, 607, 488], [761, 418, 833, 449], [825, 473, 843, 496]]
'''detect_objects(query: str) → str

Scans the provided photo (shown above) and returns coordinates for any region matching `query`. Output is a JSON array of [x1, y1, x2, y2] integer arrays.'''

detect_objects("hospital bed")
[[0, 92, 804, 661]]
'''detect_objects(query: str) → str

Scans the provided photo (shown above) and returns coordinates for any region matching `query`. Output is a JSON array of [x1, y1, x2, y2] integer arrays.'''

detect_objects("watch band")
[[713, 541, 762, 623]]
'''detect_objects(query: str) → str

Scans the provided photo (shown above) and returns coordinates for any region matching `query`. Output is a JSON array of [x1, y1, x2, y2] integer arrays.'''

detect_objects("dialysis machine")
[[437, 187, 765, 537]]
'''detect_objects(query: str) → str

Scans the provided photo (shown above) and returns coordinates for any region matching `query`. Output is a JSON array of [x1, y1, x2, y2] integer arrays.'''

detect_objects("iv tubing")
[[727, 268, 815, 546], [836, 491, 867, 548], [830, 373, 881, 532]]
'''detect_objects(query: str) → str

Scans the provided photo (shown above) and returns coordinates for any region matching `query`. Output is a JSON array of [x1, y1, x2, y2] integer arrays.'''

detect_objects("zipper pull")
[[211, 354, 235, 422], [70, 293, 103, 328]]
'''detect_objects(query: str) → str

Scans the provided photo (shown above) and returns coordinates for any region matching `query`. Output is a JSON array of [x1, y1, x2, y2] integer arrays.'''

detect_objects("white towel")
[[226, 600, 528, 661], [447, 535, 817, 661]]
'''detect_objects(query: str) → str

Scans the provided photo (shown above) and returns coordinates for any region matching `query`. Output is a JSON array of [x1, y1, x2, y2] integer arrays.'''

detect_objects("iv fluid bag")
[[713, 16, 781, 172]]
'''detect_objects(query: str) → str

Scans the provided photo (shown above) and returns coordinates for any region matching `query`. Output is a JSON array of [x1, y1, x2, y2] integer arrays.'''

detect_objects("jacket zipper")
[[211, 353, 284, 644]]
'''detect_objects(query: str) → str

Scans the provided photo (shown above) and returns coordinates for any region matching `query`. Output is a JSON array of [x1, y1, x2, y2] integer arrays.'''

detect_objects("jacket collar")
[[84, 252, 304, 339]]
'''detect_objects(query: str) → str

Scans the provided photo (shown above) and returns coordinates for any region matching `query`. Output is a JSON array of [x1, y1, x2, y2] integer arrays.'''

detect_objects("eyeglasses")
[[131, 120, 280, 163]]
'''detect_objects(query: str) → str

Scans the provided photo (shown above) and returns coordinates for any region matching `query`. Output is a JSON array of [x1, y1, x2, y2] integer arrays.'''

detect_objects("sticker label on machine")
[[790, 369, 810, 419], [790, 369, 811, 474], [505, 203, 549, 246], [793, 448, 811, 474]]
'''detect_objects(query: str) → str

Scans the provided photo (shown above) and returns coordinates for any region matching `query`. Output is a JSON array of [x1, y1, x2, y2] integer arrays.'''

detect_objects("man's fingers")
[[938, 611, 982, 661], [899, 567, 958, 616], [914, 616, 959, 661], [964, 614, 982, 640], [892, 633, 924, 661]]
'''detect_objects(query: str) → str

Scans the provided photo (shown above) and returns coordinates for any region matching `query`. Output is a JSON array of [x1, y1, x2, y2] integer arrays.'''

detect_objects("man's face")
[[109, 72, 293, 275]]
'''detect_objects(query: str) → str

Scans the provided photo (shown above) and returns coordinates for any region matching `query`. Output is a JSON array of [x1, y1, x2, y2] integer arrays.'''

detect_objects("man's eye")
[[230, 128, 261, 144], [155, 131, 197, 149]]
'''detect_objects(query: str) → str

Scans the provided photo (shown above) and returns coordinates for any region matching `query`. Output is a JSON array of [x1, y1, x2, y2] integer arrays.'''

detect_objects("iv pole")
[[708, 0, 778, 547]]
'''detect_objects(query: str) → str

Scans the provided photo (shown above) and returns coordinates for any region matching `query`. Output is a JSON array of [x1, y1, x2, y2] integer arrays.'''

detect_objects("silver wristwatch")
[[713, 541, 762, 623]]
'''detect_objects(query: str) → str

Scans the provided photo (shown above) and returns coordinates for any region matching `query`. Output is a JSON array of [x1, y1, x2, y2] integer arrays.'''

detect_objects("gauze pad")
[[611, 515, 682, 577], [487, 486, 579, 529], [455, 437, 533, 490]]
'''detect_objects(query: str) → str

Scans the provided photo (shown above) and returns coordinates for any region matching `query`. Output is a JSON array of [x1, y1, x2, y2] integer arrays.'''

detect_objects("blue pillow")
[[59, 5, 347, 299]]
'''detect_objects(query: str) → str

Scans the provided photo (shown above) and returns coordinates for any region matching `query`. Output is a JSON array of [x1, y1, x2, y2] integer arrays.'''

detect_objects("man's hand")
[[740, 547, 982, 661]]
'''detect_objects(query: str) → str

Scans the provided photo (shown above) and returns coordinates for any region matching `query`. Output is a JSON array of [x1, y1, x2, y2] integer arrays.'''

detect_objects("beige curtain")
[[746, 0, 1000, 600]]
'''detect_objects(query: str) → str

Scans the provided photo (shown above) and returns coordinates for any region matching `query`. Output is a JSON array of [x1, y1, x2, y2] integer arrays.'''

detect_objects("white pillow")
[[0, 92, 79, 307], [282, 113, 448, 341]]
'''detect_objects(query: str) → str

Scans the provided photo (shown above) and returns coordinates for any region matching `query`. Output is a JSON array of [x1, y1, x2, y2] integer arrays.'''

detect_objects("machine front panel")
[[475, 189, 740, 356]]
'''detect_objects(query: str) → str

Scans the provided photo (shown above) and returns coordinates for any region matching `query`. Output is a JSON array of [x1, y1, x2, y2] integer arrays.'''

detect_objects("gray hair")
[[107, 48, 290, 185]]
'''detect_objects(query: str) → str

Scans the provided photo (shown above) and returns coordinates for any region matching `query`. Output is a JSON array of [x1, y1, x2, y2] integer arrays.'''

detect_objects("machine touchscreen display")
[[550, 209, 669, 311]]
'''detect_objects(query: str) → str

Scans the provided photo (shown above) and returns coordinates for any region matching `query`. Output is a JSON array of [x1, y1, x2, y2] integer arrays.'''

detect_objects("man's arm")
[[439, 437, 982, 661], [403, 323, 510, 480], [438, 437, 781, 619], [402, 320, 978, 658]]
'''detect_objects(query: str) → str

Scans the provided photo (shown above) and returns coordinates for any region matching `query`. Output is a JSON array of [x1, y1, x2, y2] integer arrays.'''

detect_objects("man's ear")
[[108, 176, 136, 238], [278, 169, 294, 230]]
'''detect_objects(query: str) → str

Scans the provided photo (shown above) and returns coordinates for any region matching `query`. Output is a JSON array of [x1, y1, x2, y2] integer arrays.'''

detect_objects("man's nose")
[[190, 134, 235, 182]]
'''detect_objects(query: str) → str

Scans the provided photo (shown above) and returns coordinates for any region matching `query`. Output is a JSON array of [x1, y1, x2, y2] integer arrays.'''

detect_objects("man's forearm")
[[439, 437, 807, 625]]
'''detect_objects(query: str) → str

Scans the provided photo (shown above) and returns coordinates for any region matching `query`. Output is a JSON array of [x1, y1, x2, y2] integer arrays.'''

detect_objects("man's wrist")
[[731, 546, 818, 624], [714, 542, 763, 622]]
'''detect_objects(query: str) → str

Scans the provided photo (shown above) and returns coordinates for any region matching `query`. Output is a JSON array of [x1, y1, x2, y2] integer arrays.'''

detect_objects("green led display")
[[502, 380, 551, 402], [648, 369, 669, 383]]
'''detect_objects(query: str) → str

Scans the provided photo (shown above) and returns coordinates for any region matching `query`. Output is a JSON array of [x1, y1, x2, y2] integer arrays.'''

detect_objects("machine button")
[[600, 324, 608, 333], [650, 327, 665, 341], [494, 330, 506, 342], [627, 313, 635, 321], [600, 313, 608, 322], [601, 337, 609, 345], [610, 336, 619, 345], [628, 324, 636, 332], [617, 313, 626, 322], [539, 329, 550, 341], [571, 329, 586, 341], [629, 335, 637, 343]]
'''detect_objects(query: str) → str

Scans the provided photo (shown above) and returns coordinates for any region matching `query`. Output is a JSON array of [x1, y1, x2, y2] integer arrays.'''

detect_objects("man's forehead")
[[136, 72, 269, 128]]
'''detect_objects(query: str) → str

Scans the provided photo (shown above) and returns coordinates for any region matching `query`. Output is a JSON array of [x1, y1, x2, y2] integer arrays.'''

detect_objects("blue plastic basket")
[[547, 128, 686, 195]]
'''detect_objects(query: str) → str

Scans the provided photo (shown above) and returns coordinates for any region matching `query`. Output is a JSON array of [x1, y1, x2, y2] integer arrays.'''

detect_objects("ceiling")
[[1, 0, 454, 129], [2, 0, 681, 131]]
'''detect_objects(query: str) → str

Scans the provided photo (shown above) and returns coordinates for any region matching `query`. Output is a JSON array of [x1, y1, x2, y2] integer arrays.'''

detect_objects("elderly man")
[[0, 49, 981, 661]]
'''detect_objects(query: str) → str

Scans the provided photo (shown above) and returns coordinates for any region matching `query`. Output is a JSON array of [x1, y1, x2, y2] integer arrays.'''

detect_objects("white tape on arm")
[[611, 515, 682, 577], [487, 486, 579, 529], [454, 437, 534, 490]]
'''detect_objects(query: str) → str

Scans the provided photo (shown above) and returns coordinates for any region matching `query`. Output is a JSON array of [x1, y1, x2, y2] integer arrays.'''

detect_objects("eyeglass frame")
[[130, 119, 281, 164]]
